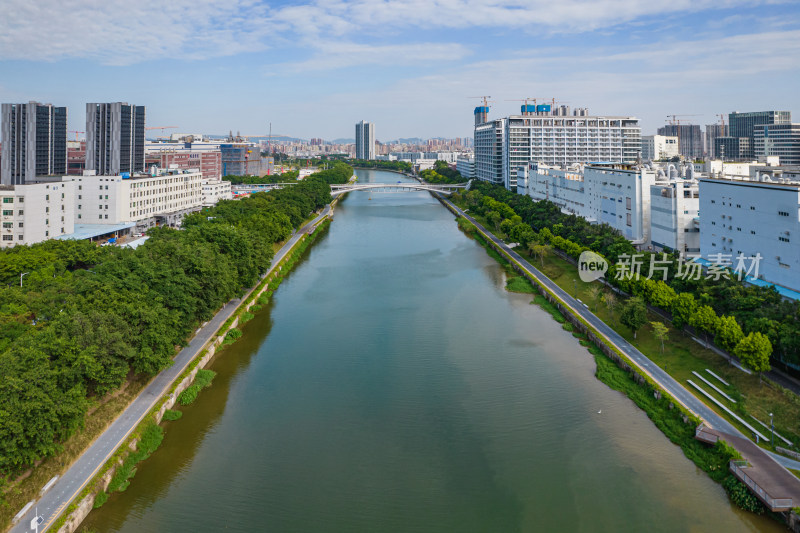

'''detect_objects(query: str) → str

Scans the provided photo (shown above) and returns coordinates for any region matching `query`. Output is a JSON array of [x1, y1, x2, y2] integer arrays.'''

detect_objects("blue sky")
[[1, 0, 798, 141]]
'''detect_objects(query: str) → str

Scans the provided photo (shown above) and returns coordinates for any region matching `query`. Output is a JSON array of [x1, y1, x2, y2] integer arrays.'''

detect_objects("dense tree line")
[[347, 159, 412, 172], [222, 170, 300, 185], [0, 163, 352, 479], [419, 160, 466, 184], [456, 182, 800, 371]]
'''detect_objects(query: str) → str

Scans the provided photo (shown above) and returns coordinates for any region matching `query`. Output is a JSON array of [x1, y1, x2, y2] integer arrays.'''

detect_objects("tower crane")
[[145, 126, 179, 135], [505, 98, 546, 115], [68, 130, 85, 141], [468, 95, 493, 108]]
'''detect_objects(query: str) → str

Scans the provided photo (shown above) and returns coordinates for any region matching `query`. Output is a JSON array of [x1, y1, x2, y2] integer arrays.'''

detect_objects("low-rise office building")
[[456, 156, 475, 179], [642, 135, 679, 161], [0, 180, 75, 247], [146, 150, 222, 180], [201, 178, 232, 207], [64, 168, 203, 231]]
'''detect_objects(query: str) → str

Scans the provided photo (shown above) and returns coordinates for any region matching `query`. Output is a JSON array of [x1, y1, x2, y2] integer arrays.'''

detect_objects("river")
[[82, 169, 779, 532]]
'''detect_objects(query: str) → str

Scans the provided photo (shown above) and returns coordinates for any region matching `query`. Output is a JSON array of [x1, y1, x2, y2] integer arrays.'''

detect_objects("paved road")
[[10, 207, 332, 533], [443, 199, 800, 472]]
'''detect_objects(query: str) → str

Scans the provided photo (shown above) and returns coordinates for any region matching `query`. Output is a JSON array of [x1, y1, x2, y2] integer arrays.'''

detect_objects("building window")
[[45, 231, 49, 237], [99, 215, 103, 219], [104, 214, 108, 219], [2, 198, 12, 204], [779, 236, 790, 242], [2, 210, 11, 216], [78, 214, 82, 219], [18, 235, 23, 240], [17, 210, 23, 216], [46, 195, 49, 201], [778, 211, 790, 217], [2, 235, 12, 241], [750, 206, 755, 210], [2, 222, 12, 229], [626, 213, 632, 226], [751, 230, 756, 235]]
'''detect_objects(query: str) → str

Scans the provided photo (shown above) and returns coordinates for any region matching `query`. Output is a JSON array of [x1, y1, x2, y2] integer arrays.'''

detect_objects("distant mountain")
[[330, 138, 355, 144], [207, 134, 306, 143], [390, 137, 426, 144]]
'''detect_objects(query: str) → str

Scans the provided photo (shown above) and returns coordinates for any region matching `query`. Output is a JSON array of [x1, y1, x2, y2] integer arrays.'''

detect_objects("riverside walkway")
[[697, 426, 800, 511], [441, 198, 800, 478], [10, 206, 332, 533]]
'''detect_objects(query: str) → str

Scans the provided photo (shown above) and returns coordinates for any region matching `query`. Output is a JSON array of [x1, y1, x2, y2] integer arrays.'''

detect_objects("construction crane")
[[665, 114, 701, 126], [68, 130, 85, 141], [145, 126, 179, 134], [504, 98, 544, 115], [468, 95, 493, 108]]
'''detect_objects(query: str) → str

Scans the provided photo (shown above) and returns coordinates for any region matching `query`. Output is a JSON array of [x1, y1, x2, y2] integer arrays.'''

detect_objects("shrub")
[[93, 491, 108, 508], [723, 475, 765, 514], [162, 409, 182, 421]]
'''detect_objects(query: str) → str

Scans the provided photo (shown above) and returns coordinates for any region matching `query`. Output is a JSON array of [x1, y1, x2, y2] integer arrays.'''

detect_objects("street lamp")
[[20, 271, 29, 287], [770, 412, 774, 447]]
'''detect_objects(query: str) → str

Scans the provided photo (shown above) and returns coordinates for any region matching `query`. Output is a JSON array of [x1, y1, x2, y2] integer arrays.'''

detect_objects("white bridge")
[[330, 180, 471, 197]]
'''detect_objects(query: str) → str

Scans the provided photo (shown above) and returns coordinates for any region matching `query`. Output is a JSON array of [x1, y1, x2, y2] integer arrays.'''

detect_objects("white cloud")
[[280, 41, 470, 72], [0, 0, 787, 64], [0, 0, 269, 65], [308, 27, 800, 137]]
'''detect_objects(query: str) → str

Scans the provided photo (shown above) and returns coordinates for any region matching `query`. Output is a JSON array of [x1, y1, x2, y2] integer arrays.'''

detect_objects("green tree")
[[716, 315, 745, 353], [621, 297, 648, 339], [529, 243, 548, 268], [690, 305, 719, 348], [651, 321, 669, 353], [602, 291, 618, 318], [670, 292, 697, 330], [734, 332, 772, 382], [589, 284, 603, 311], [487, 211, 502, 232]]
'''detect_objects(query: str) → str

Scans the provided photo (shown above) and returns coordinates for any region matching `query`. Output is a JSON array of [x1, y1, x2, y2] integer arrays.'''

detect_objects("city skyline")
[[0, 0, 798, 140]]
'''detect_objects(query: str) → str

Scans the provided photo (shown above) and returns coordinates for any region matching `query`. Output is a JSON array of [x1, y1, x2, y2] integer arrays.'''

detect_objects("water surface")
[[84, 169, 778, 532]]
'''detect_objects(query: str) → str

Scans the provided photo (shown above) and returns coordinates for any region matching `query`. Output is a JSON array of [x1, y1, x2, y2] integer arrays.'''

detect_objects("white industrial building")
[[456, 156, 475, 179], [699, 173, 800, 293], [1, 180, 75, 247], [641, 135, 679, 161], [475, 104, 641, 191], [201, 178, 232, 207], [63, 168, 204, 232], [518, 162, 655, 245], [650, 180, 700, 255]]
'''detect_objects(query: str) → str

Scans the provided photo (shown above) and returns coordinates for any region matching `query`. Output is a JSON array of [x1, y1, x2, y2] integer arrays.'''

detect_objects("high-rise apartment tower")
[[355, 120, 375, 160], [1, 102, 67, 185], [86, 102, 146, 175]]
